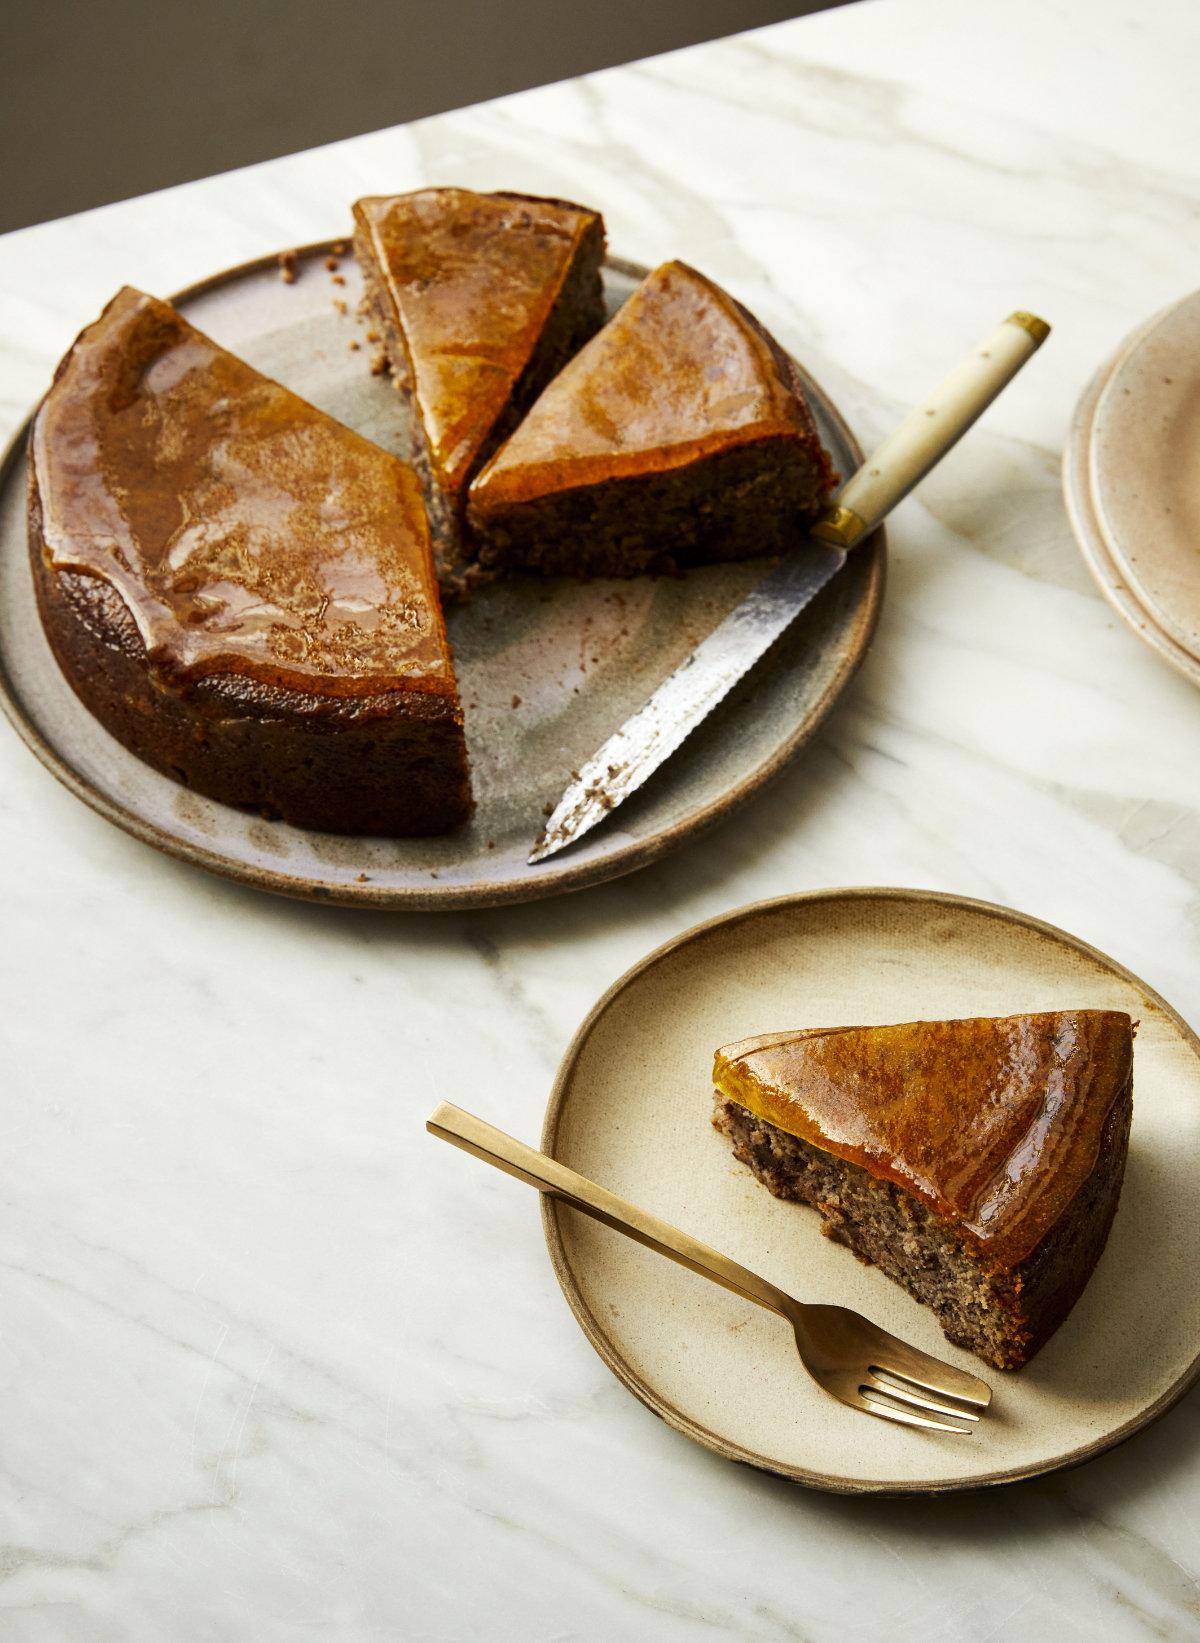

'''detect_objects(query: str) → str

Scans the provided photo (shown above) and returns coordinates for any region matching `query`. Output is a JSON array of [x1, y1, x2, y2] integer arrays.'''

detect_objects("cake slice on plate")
[[467, 259, 837, 576], [353, 187, 606, 526], [712, 1012, 1134, 1369], [29, 287, 471, 836]]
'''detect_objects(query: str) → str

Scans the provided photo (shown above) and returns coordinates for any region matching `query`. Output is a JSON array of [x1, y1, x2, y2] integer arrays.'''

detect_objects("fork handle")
[[428, 1102, 791, 1319]]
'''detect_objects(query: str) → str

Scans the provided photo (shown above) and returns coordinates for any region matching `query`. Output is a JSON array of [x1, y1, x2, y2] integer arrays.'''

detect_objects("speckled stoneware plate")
[[1064, 290, 1200, 689], [0, 243, 883, 910], [541, 887, 1200, 1495]]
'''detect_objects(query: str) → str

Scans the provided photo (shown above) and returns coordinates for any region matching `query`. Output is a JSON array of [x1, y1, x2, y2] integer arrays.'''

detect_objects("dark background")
[[2, 0, 848, 234]]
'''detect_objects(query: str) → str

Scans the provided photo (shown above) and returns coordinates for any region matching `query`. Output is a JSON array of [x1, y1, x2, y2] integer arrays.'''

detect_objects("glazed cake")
[[352, 187, 606, 564], [28, 287, 471, 836], [713, 1012, 1134, 1369], [467, 260, 837, 577]]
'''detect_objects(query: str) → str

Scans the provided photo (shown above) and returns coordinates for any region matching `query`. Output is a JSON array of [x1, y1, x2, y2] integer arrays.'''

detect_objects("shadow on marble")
[[680, 1374, 1200, 1538], [817, 1376, 1200, 1524]]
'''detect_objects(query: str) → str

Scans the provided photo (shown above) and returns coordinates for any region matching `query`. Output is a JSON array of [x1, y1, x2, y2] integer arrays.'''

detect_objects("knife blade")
[[528, 542, 845, 862], [529, 310, 1050, 865]]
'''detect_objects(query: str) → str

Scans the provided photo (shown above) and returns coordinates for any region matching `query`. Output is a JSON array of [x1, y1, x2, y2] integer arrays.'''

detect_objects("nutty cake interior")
[[713, 1012, 1134, 1369]]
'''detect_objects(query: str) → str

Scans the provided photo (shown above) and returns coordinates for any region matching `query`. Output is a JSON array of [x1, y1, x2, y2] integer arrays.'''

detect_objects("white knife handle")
[[811, 311, 1050, 550]]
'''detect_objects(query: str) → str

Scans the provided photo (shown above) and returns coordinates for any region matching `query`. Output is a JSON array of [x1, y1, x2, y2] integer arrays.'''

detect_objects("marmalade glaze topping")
[[353, 189, 600, 493], [470, 260, 822, 507], [32, 287, 454, 697], [714, 1011, 1134, 1266]]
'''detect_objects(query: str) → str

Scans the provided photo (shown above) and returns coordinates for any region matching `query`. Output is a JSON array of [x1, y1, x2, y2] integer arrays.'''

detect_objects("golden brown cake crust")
[[31, 287, 457, 700], [351, 188, 606, 496], [713, 1011, 1135, 1267], [28, 289, 472, 835], [468, 259, 836, 507]]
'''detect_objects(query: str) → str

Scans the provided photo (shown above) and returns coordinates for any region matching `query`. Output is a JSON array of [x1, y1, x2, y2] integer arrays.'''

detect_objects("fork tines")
[[862, 1364, 986, 1434]]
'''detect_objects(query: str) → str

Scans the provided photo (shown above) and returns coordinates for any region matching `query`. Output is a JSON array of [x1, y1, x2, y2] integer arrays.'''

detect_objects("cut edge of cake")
[[711, 1013, 1135, 1370]]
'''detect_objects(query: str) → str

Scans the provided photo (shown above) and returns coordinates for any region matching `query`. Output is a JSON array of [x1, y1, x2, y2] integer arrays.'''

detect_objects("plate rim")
[[539, 884, 1200, 1496], [0, 241, 885, 911], [1063, 290, 1200, 691]]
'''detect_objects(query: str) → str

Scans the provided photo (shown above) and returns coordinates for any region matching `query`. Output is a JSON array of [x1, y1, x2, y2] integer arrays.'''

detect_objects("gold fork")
[[427, 1103, 991, 1434]]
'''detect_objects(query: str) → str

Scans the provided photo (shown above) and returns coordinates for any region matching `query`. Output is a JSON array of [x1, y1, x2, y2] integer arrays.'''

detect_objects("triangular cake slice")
[[352, 188, 606, 521], [467, 260, 837, 576], [28, 287, 471, 836], [713, 1013, 1134, 1369]]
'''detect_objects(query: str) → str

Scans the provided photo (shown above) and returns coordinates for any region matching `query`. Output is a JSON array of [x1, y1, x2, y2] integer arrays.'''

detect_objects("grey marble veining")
[[1, 0, 1199, 1636]]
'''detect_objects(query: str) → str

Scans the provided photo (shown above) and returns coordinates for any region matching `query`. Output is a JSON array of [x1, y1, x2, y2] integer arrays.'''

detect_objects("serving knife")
[[529, 310, 1050, 864]]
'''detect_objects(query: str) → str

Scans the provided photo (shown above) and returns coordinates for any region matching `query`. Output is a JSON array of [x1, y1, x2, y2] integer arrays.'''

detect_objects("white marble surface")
[[2, 0, 1199, 1635]]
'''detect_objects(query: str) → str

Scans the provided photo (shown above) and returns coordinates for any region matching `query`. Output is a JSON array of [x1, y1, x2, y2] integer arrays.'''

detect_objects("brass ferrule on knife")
[[810, 504, 868, 549]]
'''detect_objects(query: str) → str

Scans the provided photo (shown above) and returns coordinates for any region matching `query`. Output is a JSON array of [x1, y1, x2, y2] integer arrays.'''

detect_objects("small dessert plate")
[[0, 245, 882, 910], [1064, 290, 1200, 689], [540, 887, 1200, 1494]]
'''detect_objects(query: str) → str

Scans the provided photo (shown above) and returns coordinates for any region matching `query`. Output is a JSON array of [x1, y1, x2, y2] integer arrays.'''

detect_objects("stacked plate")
[[1065, 290, 1200, 687]]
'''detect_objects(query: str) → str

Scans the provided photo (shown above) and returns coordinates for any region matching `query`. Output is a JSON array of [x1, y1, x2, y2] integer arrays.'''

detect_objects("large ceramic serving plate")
[[0, 243, 883, 909], [1064, 289, 1200, 690], [541, 887, 1200, 1494]]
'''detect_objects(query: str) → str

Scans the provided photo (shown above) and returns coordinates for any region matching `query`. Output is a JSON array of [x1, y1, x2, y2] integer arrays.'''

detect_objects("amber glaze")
[[31, 287, 456, 699], [470, 259, 832, 509], [352, 188, 602, 494], [713, 1012, 1134, 1266]]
